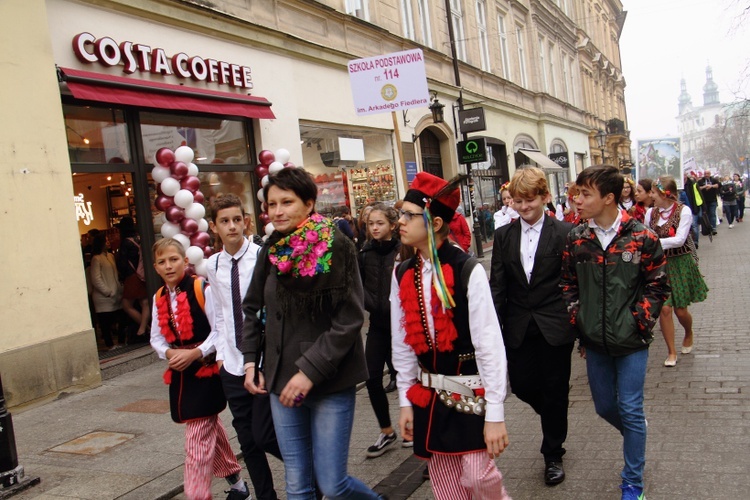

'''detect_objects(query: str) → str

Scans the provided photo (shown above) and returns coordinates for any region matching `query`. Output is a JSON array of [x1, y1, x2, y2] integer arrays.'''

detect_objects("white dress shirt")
[[644, 204, 692, 249], [589, 210, 623, 249], [520, 214, 544, 283], [149, 282, 218, 359], [390, 254, 508, 422], [205, 237, 261, 376]]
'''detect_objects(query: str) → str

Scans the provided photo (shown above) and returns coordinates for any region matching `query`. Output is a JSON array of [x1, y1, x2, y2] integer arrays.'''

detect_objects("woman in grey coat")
[[241, 167, 382, 500]]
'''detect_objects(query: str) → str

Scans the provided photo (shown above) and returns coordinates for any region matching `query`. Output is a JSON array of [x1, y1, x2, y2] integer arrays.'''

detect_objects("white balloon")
[[187, 162, 199, 176], [261, 175, 270, 187], [158, 212, 167, 224], [161, 221, 180, 238], [264, 222, 275, 236], [173, 233, 190, 250], [175, 146, 195, 164], [269, 161, 284, 174], [186, 245, 204, 265], [257, 188, 265, 203], [198, 218, 209, 232], [185, 202, 206, 220], [151, 165, 171, 183], [160, 177, 180, 196], [195, 259, 208, 277], [174, 189, 195, 209], [274, 148, 291, 164]]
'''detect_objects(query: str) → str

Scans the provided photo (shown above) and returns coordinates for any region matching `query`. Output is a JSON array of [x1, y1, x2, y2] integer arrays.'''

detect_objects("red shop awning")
[[59, 67, 275, 120]]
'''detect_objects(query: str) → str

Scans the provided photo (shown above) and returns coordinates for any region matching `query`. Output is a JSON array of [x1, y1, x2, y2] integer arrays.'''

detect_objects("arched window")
[[513, 135, 537, 167]]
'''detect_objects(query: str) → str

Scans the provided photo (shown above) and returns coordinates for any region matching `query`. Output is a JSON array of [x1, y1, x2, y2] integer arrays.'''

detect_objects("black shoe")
[[366, 432, 397, 458], [422, 466, 430, 481], [544, 461, 565, 485], [225, 481, 250, 500], [384, 379, 397, 393]]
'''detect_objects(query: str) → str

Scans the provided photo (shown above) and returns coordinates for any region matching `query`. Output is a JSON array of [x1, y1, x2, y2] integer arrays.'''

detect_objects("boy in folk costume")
[[390, 172, 511, 500], [149, 238, 249, 500]]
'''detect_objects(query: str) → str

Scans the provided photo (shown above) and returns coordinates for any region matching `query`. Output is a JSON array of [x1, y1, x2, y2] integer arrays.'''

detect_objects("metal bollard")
[[0, 373, 39, 496]]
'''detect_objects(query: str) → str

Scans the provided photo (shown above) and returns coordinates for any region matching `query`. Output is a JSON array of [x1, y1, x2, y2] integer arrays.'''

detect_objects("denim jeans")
[[705, 201, 718, 230], [270, 388, 380, 500], [585, 348, 648, 488], [723, 203, 738, 225], [691, 211, 700, 246]]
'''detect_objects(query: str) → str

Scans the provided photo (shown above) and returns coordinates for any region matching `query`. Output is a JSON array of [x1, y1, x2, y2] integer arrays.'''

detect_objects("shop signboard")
[[457, 138, 487, 164], [549, 151, 569, 168], [347, 49, 430, 115], [458, 108, 486, 133], [405, 161, 418, 183]]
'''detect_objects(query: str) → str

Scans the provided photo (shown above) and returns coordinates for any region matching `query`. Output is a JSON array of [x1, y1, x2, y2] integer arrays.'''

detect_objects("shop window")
[[64, 105, 130, 164], [139, 112, 249, 165]]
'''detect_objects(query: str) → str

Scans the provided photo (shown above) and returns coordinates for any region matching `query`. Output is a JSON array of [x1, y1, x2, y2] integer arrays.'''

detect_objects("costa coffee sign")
[[72, 32, 254, 89]]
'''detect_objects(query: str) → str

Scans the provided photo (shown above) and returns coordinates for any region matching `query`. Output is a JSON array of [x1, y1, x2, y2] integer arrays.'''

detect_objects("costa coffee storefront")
[[0, 0, 403, 407]]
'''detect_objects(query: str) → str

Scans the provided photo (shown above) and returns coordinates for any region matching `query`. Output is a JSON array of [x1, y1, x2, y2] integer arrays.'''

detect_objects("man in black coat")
[[489, 167, 576, 486]]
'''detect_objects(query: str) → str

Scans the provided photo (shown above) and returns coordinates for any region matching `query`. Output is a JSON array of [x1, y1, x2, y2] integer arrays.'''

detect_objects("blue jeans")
[[691, 211, 700, 246], [270, 388, 380, 500], [723, 203, 738, 225], [585, 348, 648, 488], [705, 201, 718, 230]]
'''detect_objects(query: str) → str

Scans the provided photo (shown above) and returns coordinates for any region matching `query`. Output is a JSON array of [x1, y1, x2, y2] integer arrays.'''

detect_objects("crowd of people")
[[140, 163, 735, 500]]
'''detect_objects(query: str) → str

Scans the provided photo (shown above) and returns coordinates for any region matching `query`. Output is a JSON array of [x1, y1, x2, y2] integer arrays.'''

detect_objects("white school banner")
[[348, 49, 430, 115]]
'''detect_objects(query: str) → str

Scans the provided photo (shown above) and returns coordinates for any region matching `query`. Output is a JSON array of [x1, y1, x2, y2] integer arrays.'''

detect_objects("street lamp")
[[429, 93, 445, 124], [595, 129, 607, 162]]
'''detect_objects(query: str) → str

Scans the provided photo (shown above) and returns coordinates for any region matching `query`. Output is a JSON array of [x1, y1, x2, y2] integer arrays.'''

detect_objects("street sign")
[[347, 49, 430, 116], [457, 138, 487, 164]]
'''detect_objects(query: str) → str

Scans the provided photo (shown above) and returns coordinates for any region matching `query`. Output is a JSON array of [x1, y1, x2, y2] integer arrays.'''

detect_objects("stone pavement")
[[5, 220, 750, 499]]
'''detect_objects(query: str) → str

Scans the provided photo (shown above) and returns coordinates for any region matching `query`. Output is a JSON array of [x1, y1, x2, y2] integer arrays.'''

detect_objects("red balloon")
[[171, 161, 189, 180], [180, 218, 199, 235], [180, 175, 201, 192], [190, 231, 211, 248], [193, 190, 205, 204], [155, 195, 174, 212], [258, 211, 270, 225], [284, 162, 296, 168], [255, 164, 269, 179], [156, 183, 164, 196], [258, 150, 275, 166], [165, 205, 185, 223], [203, 246, 215, 258], [156, 148, 175, 168]]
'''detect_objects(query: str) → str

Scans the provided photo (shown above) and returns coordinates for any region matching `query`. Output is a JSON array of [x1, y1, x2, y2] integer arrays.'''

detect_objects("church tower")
[[703, 65, 720, 106], [678, 77, 692, 115]]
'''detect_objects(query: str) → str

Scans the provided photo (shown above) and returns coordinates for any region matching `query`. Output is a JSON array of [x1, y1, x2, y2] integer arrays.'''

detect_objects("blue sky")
[[620, 0, 750, 140]]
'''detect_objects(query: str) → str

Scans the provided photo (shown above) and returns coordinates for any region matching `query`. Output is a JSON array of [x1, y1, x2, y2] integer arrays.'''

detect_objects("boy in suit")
[[489, 167, 576, 485]]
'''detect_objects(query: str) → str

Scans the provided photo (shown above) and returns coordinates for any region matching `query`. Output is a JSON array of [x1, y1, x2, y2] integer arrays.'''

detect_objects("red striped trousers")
[[183, 414, 242, 500], [429, 450, 511, 500]]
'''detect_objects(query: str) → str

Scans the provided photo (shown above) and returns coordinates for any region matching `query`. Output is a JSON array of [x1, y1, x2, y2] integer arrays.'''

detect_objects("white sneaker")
[[729, 224, 734, 228]]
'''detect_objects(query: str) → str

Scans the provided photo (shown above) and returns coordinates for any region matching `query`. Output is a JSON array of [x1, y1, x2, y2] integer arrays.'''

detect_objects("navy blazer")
[[489, 214, 576, 349]]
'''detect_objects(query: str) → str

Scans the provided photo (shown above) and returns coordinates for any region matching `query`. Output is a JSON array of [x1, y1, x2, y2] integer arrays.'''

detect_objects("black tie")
[[231, 257, 244, 350]]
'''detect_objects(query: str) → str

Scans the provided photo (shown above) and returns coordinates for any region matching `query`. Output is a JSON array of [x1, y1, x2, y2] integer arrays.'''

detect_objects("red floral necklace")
[[155, 286, 194, 344], [398, 254, 458, 355]]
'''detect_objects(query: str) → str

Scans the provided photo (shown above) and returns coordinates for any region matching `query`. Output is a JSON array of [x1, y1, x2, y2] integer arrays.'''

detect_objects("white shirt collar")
[[520, 213, 545, 233], [589, 209, 623, 233], [221, 237, 250, 261]]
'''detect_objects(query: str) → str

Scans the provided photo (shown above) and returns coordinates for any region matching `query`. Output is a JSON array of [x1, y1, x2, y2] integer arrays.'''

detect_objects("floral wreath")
[[654, 179, 672, 198], [268, 213, 334, 277], [500, 181, 511, 192]]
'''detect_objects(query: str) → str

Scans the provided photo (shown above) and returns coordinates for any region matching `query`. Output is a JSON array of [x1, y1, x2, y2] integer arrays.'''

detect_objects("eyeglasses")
[[398, 209, 424, 222]]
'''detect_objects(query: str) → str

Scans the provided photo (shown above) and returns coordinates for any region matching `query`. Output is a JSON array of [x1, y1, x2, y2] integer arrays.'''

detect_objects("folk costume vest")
[[396, 242, 485, 458], [155, 274, 226, 423], [649, 202, 696, 259]]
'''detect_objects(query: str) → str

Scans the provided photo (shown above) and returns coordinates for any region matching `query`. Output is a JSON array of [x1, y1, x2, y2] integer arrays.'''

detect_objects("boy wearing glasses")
[[390, 172, 511, 500]]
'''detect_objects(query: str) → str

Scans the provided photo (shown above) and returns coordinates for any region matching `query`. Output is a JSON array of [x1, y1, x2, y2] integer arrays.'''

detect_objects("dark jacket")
[[560, 211, 670, 357], [489, 214, 576, 349], [720, 180, 737, 204], [682, 178, 702, 215], [358, 238, 400, 328], [240, 227, 368, 397]]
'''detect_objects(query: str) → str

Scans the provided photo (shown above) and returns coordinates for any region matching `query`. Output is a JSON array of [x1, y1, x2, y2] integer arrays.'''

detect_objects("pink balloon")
[[284, 162, 296, 168], [255, 164, 269, 179], [171, 161, 189, 180], [190, 231, 211, 248], [258, 211, 270, 226], [165, 205, 185, 223], [156, 148, 175, 168], [258, 150, 275, 166], [180, 218, 199, 235], [180, 175, 201, 192], [203, 246, 215, 258], [155, 195, 174, 211], [193, 190, 205, 204]]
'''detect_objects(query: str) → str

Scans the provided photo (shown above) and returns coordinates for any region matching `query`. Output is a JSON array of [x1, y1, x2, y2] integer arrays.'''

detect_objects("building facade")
[[0, 0, 630, 407]]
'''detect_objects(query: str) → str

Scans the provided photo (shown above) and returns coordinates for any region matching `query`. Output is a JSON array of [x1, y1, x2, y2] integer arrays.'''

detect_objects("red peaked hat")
[[403, 172, 461, 221]]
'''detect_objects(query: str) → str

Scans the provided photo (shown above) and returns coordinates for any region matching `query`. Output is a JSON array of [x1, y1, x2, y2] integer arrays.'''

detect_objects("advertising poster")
[[636, 138, 683, 189]]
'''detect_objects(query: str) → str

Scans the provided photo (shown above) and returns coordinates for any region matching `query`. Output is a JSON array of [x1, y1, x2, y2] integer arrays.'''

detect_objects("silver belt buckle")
[[437, 390, 486, 416]]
